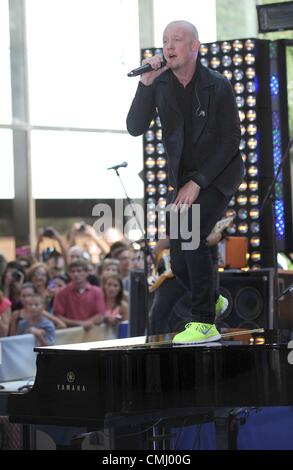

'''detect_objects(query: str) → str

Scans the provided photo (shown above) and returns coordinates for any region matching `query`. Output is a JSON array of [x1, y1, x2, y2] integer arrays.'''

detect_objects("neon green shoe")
[[172, 322, 221, 344], [215, 294, 229, 318]]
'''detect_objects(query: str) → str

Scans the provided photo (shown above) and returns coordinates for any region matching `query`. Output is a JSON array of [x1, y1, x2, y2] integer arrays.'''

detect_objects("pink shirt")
[[0, 297, 11, 315], [53, 282, 106, 320]]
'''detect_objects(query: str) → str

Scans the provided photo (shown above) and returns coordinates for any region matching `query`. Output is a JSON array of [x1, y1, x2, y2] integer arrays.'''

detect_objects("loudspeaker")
[[278, 270, 293, 329], [257, 2, 293, 33], [129, 269, 149, 337], [218, 269, 274, 329]]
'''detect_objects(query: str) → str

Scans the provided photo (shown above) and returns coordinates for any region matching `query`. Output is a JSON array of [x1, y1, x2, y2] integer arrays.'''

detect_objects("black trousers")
[[169, 185, 230, 324], [149, 246, 220, 335]]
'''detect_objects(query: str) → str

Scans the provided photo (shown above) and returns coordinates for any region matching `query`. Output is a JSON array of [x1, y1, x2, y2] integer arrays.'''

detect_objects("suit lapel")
[[156, 71, 182, 117], [191, 62, 215, 144]]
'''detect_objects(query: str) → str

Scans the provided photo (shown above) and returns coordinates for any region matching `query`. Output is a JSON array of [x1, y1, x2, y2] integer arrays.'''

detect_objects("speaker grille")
[[218, 269, 274, 328], [235, 286, 264, 320]]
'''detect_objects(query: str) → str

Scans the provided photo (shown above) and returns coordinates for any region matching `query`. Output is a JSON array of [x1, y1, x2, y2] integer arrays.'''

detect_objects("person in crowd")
[[53, 259, 106, 329], [99, 258, 120, 281], [26, 262, 50, 308], [127, 20, 243, 343], [35, 227, 67, 275], [10, 282, 66, 335], [111, 246, 132, 292], [102, 273, 128, 326], [0, 290, 11, 337], [16, 293, 55, 346], [1, 261, 25, 311], [47, 274, 69, 313]]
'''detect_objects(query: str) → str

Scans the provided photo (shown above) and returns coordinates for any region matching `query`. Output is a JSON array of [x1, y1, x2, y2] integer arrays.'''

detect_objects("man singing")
[[127, 20, 244, 344]]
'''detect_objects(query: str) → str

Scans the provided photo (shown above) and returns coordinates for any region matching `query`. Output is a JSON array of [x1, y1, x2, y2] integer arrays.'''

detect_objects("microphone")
[[127, 58, 167, 77], [107, 161, 128, 171]]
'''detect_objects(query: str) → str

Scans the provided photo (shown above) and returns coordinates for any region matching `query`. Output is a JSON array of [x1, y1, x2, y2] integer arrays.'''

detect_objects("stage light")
[[239, 110, 246, 122], [232, 54, 243, 66], [145, 143, 155, 155], [250, 236, 260, 247], [249, 208, 259, 220], [157, 170, 167, 182], [232, 39, 243, 51], [156, 129, 162, 140], [211, 57, 221, 69], [156, 143, 165, 154], [145, 157, 155, 168], [147, 198, 156, 209], [245, 39, 255, 51], [247, 124, 257, 136], [234, 69, 244, 81], [200, 44, 208, 55], [145, 130, 154, 141], [156, 156, 166, 168], [246, 67, 255, 79], [155, 116, 161, 127], [236, 96, 245, 108], [245, 53, 255, 65], [200, 57, 209, 67], [251, 251, 261, 262], [247, 109, 256, 121], [235, 82, 245, 94], [222, 41, 232, 53], [249, 180, 258, 192], [146, 171, 155, 182], [250, 195, 259, 205], [237, 195, 248, 206], [250, 222, 260, 233], [247, 137, 257, 149], [147, 211, 156, 222], [143, 49, 153, 59], [146, 184, 156, 196], [210, 43, 220, 54], [222, 70, 232, 80], [142, 38, 292, 262], [238, 209, 248, 220], [248, 165, 258, 177], [158, 184, 167, 195], [246, 95, 256, 107], [158, 198, 166, 208], [222, 55, 232, 67], [238, 223, 249, 234], [238, 181, 248, 192], [227, 224, 237, 235]]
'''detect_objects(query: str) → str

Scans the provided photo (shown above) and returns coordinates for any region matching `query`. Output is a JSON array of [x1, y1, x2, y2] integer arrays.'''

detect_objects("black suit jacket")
[[127, 60, 245, 201]]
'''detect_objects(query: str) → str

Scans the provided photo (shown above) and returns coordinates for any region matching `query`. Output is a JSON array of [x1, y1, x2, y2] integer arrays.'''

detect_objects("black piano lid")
[[33, 329, 291, 354]]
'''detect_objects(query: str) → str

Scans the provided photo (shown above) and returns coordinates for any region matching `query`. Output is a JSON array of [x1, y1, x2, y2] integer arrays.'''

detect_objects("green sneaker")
[[215, 294, 229, 318], [172, 322, 221, 344]]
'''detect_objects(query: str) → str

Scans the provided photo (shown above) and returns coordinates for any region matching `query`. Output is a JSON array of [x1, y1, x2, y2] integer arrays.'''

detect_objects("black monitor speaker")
[[128, 269, 149, 337], [218, 269, 274, 329], [257, 2, 293, 33]]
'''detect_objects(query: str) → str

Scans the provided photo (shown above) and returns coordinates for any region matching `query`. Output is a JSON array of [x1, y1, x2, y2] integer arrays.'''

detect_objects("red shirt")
[[53, 282, 106, 320]]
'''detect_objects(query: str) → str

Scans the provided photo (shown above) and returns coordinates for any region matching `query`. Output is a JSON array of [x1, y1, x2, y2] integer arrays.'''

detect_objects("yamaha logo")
[[67, 371, 75, 383], [56, 371, 86, 392]]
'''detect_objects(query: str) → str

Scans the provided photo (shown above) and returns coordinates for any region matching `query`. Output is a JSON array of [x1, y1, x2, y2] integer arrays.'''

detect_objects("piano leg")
[[22, 424, 36, 450], [214, 408, 248, 450]]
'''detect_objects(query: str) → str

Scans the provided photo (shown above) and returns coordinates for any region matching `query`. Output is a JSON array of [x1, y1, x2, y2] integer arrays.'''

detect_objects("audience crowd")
[[0, 223, 144, 344]]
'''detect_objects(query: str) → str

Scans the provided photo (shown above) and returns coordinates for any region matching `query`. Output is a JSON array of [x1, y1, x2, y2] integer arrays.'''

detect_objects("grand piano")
[[7, 329, 293, 449]]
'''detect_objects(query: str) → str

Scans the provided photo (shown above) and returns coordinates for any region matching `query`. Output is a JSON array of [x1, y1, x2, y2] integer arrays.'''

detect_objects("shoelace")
[[185, 322, 211, 333]]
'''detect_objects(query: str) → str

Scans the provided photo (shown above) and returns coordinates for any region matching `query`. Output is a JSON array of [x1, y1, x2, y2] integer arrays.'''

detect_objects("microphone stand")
[[112, 167, 153, 339], [260, 137, 293, 328]]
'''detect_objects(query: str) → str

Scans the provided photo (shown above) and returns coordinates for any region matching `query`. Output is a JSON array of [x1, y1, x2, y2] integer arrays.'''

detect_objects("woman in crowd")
[[102, 273, 128, 326]]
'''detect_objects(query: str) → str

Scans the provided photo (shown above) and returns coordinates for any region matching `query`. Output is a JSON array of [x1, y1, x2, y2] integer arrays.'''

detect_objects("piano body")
[[8, 330, 293, 433]]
